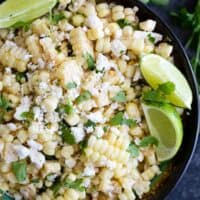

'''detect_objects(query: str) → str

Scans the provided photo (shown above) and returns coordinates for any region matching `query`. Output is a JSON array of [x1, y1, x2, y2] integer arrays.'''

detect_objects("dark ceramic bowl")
[[98, 0, 200, 199]]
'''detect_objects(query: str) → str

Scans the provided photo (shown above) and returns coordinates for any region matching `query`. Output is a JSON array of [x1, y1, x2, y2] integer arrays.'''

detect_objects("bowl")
[[97, 0, 200, 199]]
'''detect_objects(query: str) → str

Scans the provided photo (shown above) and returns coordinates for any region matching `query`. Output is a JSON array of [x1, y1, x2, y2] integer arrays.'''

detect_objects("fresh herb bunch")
[[172, 0, 200, 88]]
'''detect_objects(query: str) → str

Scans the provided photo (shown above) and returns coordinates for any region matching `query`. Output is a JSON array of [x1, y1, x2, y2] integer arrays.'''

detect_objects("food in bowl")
[[0, 0, 192, 199]]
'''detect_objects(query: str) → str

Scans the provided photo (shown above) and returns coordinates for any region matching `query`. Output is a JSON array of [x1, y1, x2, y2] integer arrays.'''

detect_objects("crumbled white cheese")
[[139, 20, 156, 32], [85, 126, 94, 134], [65, 158, 76, 168], [96, 54, 111, 71], [3, 143, 18, 163], [65, 23, 74, 31], [29, 148, 45, 169], [86, 15, 103, 29], [27, 140, 43, 151], [39, 82, 48, 90], [133, 31, 162, 43], [111, 39, 127, 57], [99, 156, 116, 169], [0, 141, 4, 157], [133, 68, 142, 82], [87, 110, 106, 123], [6, 123, 17, 131], [83, 178, 91, 188], [33, 106, 43, 122], [14, 96, 31, 121], [95, 126, 104, 138], [13, 145, 30, 159], [50, 85, 63, 99], [82, 165, 96, 176], [37, 58, 45, 69], [71, 125, 85, 142]]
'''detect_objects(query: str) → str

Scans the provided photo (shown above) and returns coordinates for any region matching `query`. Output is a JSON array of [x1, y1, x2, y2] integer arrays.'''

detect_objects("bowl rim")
[[131, 0, 200, 199]]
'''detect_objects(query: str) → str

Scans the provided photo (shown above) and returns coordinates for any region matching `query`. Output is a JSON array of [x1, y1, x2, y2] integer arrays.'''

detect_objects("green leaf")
[[84, 120, 96, 129], [0, 94, 9, 110], [52, 181, 63, 196], [117, 19, 132, 28], [61, 126, 76, 145], [151, 0, 169, 6], [11, 160, 27, 183], [0, 191, 15, 200], [66, 82, 77, 89], [20, 111, 34, 121], [112, 91, 127, 103], [110, 112, 136, 127], [122, 118, 136, 128], [147, 34, 156, 44], [50, 12, 65, 24], [31, 178, 40, 184], [143, 81, 175, 104], [128, 143, 139, 157], [64, 179, 85, 192], [157, 81, 175, 95], [85, 53, 96, 70], [75, 90, 92, 104], [10, 21, 32, 31], [16, 72, 27, 83], [79, 139, 88, 150], [139, 136, 159, 147], [110, 112, 124, 126]]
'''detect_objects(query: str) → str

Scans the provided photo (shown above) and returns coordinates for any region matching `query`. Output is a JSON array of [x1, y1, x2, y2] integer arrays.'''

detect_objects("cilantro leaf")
[[79, 139, 88, 151], [75, 90, 92, 104], [50, 12, 65, 24], [117, 19, 132, 28], [16, 72, 27, 83], [139, 136, 159, 147], [84, 120, 96, 129], [128, 143, 139, 157], [143, 82, 175, 104], [0, 94, 9, 110], [20, 111, 34, 121], [0, 190, 14, 200], [122, 118, 137, 128], [147, 34, 156, 44], [12, 160, 27, 183], [11, 21, 32, 31], [60, 122, 76, 145], [110, 112, 136, 127], [157, 81, 175, 95], [66, 82, 77, 89], [112, 91, 127, 103], [85, 53, 96, 70], [110, 112, 124, 126], [64, 178, 85, 192]]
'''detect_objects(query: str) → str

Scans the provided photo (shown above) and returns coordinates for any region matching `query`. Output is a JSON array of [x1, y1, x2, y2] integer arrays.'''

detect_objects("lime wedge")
[[0, 0, 57, 28], [140, 54, 193, 109], [142, 103, 183, 161]]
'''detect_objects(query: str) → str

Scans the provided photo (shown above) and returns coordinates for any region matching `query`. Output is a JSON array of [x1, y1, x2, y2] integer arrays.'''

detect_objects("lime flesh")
[[0, 0, 57, 28], [140, 54, 193, 109], [142, 103, 183, 161]]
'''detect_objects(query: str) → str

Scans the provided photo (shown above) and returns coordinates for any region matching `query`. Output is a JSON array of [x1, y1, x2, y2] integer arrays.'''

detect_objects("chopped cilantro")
[[0, 190, 14, 200], [0, 94, 9, 110], [20, 111, 34, 121], [11, 160, 27, 183], [85, 53, 96, 70], [157, 81, 175, 95], [128, 143, 139, 157], [75, 90, 92, 104], [64, 178, 85, 192], [84, 120, 96, 129], [16, 72, 27, 83], [143, 81, 175, 104], [112, 91, 127, 103], [60, 122, 76, 145], [147, 34, 156, 44], [66, 82, 77, 89], [110, 112, 136, 127], [11, 21, 32, 31], [117, 19, 132, 28], [139, 136, 159, 147], [103, 126, 109, 132], [31, 178, 40, 184], [50, 12, 65, 24], [79, 139, 88, 150], [122, 118, 137, 128]]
